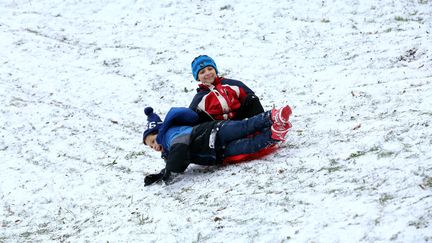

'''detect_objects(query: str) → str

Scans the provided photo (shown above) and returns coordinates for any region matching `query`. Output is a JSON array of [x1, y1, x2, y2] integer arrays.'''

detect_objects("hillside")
[[1, 0, 431, 242]]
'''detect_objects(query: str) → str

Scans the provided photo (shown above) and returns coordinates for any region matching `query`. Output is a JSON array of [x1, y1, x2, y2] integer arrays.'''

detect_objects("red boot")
[[271, 122, 292, 141], [271, 105, 292, 125]]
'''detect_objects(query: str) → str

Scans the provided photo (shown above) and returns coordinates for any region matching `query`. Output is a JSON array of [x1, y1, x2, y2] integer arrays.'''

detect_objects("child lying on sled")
[[142, 105, 292, 186]]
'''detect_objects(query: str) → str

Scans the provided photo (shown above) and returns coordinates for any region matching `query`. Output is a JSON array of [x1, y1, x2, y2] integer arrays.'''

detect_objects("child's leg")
[[217, 111, 271, 145], [223, 128, 275, 157]]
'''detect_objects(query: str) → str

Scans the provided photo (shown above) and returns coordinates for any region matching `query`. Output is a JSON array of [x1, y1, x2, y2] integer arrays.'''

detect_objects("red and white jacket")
[[189, 77, 255, 121]]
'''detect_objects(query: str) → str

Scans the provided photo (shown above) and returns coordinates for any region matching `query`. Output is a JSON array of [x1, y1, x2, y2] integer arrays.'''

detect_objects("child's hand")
[[144, 169, 171, 186], [144, 173, 163, 186]]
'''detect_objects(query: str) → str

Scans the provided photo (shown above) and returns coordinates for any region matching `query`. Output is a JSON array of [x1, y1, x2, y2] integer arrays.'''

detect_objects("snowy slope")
[[1, 0, 431, 242]]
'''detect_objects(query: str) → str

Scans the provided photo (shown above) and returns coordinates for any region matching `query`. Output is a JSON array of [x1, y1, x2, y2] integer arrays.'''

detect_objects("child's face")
[[198, 66, 217, 85], [144, 134, 163, 152]]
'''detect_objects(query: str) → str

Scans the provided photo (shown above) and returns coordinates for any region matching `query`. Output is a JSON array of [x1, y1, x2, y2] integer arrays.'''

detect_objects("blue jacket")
[[155, 107, 220, 173], [156, 107, 198, 152]]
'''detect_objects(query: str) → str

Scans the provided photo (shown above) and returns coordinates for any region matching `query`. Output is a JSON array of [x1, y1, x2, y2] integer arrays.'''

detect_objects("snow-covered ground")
[[1, 0, 431, 242]]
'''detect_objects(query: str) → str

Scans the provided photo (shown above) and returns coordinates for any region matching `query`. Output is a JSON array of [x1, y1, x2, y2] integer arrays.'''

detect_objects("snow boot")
[[271, 122, 292, 141], [271, 105, 292, 125]]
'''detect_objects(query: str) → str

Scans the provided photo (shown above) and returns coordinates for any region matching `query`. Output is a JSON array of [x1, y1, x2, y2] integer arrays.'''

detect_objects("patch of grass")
[[104, 157, 118, 166], [348, 151, 366, 159], [117, 166, 131, 173], [390, 233, 400, 240], [183, 87, 195, 93], [125, 151, 146, 160], [297, 200, 311, 206], [318, 165, 343, 174], [423, 177, 432, 187], [136, 213, 152, 225], [354, 185, 366, 192], [377, 151, 396, 158], [321, 19, 330, 23], [379, 193, 394, 205], [329, 159, 339, 166], [20, 231, 32, 238], [193, 232, 203, 243], [220, 5, 233, 11], [374, 217, 380, 225], [395, 16, 409, 22], [327, 188, 342, 194], [408, 216, 428, 229], [36, 222, 51, 235]]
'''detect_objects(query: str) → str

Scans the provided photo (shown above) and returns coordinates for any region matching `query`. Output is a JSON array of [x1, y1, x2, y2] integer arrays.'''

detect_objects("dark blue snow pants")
[[216, 111, 276, 157]]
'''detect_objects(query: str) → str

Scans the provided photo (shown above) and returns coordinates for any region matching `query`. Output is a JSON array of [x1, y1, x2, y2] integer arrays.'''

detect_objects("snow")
[[1, 0, 431, 242]]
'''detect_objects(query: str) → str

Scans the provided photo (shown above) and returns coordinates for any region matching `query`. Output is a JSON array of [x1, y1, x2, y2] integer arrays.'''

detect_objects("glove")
[[144, 173, 163, 186], [144, 169, 171, 186]]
